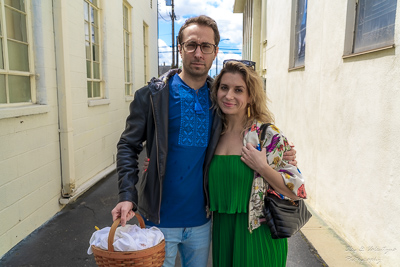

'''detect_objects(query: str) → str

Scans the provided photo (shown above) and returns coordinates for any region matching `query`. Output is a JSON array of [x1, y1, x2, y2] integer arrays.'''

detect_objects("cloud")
[[158, 39, 172, 66]]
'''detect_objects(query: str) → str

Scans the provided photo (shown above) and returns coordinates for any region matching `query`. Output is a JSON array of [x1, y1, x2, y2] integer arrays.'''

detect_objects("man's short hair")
[[177, 15, 220, 47]]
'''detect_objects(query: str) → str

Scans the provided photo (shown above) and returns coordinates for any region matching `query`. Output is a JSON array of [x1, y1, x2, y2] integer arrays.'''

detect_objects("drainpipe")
[[52, 0, 76, 200]]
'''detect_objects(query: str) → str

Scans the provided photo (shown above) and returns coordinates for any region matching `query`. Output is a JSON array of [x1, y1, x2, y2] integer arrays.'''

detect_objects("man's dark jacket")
[[117, 69, 222, 224]]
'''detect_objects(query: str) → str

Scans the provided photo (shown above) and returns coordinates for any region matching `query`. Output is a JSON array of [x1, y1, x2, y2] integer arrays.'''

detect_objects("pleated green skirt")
[[209, 155, 288, 267]]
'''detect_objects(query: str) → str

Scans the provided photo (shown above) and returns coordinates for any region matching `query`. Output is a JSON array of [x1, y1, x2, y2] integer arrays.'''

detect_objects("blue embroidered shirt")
[[146, 73, 213, 228]]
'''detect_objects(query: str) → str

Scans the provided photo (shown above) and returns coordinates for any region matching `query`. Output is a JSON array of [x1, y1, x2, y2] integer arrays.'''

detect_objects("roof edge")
[[233, 0, 245, 13]]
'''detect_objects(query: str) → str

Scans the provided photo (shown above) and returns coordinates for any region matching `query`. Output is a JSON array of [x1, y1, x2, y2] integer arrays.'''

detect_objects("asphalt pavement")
[[1, 168, 327, 267]]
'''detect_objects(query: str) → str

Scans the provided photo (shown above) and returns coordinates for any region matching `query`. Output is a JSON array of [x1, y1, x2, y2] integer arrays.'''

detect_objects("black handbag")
[[263, 193, 312, 239], [257, 123, 312, 239]]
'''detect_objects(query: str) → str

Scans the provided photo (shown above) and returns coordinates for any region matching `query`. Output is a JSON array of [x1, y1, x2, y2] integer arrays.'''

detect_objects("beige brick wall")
[[0, 0, 158, 257], [0, 0, 61, 256]]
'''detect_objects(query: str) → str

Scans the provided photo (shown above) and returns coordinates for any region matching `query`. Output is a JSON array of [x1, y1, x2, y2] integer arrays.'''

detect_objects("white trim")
[[125, 95, 134, 102], [88, 98, 110, 106], [0, 104, 50, 119]]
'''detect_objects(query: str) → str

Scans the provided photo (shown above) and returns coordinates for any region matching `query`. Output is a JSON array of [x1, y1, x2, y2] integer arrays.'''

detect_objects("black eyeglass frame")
[[180, 41, 217, 54], [223, 59, 256, 70]]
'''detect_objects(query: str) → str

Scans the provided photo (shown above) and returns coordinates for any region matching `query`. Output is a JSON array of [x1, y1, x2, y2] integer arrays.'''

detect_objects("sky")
[[157, 0, 243, 77]]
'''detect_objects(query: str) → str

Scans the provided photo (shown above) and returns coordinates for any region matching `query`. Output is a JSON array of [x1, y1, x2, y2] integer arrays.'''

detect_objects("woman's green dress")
[[209, 155, 288, 267]]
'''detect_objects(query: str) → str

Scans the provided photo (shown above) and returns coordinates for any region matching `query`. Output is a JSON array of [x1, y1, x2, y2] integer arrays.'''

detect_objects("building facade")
[[0, 0, 158, 257], [234, 0, 400, 266]]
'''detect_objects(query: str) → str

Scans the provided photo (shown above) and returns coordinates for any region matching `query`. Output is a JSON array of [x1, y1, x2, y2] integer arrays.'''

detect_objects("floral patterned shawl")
[[243, 121, 307, 233]]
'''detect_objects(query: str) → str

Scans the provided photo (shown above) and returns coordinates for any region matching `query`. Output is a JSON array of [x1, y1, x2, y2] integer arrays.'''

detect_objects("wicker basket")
[[91, 214, 165, 266]]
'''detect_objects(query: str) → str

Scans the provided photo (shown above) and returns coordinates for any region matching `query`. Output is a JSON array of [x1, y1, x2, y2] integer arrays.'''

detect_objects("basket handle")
[[107, 213, 146, 252]]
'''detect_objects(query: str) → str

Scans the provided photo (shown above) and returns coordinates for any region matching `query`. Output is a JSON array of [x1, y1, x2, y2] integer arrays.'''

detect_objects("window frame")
[[343, 0, 397, 58], [289, 0, 308, 70], [0, 0, 36, 107], [84, 0, 103, 100]]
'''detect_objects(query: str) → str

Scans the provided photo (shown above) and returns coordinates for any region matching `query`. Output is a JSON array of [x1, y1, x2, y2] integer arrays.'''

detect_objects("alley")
[[1, 170, 326, 267]]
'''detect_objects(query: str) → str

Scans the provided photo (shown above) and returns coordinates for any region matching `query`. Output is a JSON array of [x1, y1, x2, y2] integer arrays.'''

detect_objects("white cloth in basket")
[[87, 224, 164, 254]]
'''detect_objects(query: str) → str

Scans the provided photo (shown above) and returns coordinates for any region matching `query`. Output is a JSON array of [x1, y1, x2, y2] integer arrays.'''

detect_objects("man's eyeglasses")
[[181, 41, 217, 54], [223, 59, 256, 70]]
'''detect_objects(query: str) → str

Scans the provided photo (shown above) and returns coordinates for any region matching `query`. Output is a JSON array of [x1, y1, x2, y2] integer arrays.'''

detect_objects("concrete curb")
[[302, 203, 369, 267]]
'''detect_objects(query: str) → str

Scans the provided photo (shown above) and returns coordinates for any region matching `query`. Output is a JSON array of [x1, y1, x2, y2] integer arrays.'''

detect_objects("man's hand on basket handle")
[[111, 201, 135, 227]]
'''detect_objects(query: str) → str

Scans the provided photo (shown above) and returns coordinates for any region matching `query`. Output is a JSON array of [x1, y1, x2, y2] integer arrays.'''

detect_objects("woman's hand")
[[283, 142, 297, 166], [143, 157, 149, 173], [241, 143, 300, 200], [241, 143, 270, 174]]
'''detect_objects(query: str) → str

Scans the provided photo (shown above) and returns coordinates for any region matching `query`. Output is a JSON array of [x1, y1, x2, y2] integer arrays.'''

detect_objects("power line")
[[158, 12, 171, 22], [158, 2, 171, 22]]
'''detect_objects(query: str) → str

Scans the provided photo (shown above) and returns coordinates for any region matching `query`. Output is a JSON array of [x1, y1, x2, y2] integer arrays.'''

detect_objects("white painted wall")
[[0, 0, 158, 257], [260, 1, 400, 266]]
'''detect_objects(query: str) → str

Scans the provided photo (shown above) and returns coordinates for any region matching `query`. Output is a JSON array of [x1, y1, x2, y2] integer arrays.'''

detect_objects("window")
[[123, 3, 132, 96], [84, 0, 101, 98], [143, 23, 149, 84], [0, 0, 34, 105], [290, 0, 308, 68], [353, 0, 397, 53]]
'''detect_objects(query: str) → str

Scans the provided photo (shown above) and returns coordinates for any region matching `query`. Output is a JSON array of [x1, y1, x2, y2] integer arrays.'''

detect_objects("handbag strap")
[[258, 123, 290, 201]]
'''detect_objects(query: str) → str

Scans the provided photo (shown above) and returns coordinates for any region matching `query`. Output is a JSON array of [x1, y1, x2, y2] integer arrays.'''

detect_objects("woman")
[[208, 60, 306, 267]]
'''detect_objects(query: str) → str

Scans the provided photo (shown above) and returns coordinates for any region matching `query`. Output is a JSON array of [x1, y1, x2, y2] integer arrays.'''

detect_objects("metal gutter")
[[52, 0, 76, 197]]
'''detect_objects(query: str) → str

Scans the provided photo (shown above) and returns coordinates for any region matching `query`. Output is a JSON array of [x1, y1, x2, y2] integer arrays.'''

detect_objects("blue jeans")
[[158, 220, 211, 267]]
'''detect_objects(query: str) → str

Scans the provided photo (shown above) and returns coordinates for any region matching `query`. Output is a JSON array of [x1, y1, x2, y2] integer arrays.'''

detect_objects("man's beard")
[[183, 61, 210, 78]]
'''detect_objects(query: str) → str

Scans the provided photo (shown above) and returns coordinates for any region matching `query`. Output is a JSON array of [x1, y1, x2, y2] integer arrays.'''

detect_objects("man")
[[112, 15, 296, 267], [112, 15, 221, 267]]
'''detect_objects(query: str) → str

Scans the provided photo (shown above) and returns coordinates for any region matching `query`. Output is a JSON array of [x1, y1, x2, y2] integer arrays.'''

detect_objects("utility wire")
[[158, 12, 171, 21], [158, 3, 171, 22]]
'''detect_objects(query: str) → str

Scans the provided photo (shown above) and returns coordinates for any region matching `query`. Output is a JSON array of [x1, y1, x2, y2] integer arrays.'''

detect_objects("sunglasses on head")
[[222, 59, 256, 70]]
